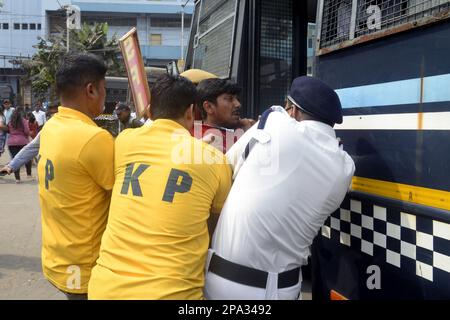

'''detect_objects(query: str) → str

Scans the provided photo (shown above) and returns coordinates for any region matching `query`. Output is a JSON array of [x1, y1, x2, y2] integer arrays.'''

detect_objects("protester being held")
[[2, 99, 15, 125], [32, 104, 47, 131], [88, 74, 232, 300], [204, 76, 355, 300], [6, 107, 32, 183], [0, 107, 59, 176], [37, 53, 114, 300], [192, 78, 256, 153], [114, 102, 143, 132]]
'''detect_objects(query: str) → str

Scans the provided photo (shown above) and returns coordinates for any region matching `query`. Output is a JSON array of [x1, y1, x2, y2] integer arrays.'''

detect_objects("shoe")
[[26, 175, 34, 181], [15, 179, 21, 184]]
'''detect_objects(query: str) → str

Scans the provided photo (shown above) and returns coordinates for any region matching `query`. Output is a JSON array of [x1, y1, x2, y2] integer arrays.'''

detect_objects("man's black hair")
[[150, 74, 197, 120], [196, 78, 241, 119], [56, 52, 107, 97]]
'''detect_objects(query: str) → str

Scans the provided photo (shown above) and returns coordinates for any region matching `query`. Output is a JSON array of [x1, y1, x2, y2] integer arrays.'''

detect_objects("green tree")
[[21, 22, 125, 102]]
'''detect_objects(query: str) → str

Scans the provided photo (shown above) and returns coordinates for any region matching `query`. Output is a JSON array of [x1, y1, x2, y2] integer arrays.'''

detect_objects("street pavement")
[[0, 152, 65, 300], [0, 151, 312, 300]]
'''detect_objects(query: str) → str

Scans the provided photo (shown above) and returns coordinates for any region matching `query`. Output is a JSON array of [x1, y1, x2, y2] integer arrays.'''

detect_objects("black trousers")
[[8, 145, 32, 180]]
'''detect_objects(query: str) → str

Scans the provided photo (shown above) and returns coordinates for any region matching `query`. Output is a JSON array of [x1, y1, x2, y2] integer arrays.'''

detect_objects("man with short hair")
[[114, 102, 142, 132], [204, 76, 355, 300], [88, 74, 232, 300], [2, 99, 15, 125], [193, 78, 255, 153], [32, 104, 46, 131], [37, 53, 114, 300]]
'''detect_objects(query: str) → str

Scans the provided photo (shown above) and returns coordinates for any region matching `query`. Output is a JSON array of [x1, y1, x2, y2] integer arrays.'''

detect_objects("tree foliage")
[[21, 22, 125, 101]]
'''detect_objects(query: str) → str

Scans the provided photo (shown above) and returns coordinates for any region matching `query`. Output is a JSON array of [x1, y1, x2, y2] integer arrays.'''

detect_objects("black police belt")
[[208, 253, 301, 289]]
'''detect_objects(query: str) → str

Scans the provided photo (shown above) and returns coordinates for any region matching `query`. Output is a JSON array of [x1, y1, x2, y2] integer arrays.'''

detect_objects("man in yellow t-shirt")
[[88, 74, 232, 300], [37, 53, 114, 299]]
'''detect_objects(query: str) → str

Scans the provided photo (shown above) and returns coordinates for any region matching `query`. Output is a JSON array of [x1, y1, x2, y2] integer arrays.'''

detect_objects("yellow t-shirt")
[[38, 107, 114, 294], [88, 119, 232, 300]]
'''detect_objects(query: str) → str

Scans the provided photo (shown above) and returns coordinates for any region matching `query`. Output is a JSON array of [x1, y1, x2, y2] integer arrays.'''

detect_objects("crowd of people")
[[0, 99, 51, 182], [1, 52, 355, 300]]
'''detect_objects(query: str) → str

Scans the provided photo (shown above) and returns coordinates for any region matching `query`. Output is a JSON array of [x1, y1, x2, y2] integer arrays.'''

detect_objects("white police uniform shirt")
[[204, 106, 355, 299]]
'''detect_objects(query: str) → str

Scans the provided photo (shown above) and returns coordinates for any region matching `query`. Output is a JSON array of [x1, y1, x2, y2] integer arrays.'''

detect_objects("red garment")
[[190, 121, 242, 154], [29, 121, 39, 139]]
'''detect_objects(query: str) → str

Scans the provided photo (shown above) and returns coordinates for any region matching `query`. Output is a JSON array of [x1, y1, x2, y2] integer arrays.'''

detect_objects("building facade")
[[45, 0, 193, 67], [0, 0, 193, 103], [0, 0, 45, 101]]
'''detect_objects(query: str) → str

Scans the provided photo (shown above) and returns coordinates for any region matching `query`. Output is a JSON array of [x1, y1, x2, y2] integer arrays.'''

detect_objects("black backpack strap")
[[242, 107, 274, 161]]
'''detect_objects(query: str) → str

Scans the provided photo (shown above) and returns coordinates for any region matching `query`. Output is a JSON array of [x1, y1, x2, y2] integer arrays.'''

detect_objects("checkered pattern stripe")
[[321, 198, 450, 282]]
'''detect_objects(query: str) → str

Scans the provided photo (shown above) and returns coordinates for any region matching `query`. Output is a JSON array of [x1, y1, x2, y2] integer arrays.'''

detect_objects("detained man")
[[192, 78, 255, 153], [204, 76, 355, 300]]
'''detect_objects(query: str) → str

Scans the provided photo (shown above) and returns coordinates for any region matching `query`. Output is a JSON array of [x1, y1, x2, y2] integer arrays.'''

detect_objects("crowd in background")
[[0, 99, 49, 182]]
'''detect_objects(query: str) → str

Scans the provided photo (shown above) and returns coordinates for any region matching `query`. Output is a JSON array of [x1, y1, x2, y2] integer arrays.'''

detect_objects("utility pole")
[[181, 5, 184, 60], [180, 0, 192, 65]]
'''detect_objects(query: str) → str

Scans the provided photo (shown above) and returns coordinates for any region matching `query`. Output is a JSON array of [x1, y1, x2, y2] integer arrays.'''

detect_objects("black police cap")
[[288, 76, 343, 125]]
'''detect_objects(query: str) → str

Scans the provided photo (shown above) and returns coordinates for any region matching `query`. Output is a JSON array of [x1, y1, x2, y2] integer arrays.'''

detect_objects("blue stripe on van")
[[336, 74, 450, 109]]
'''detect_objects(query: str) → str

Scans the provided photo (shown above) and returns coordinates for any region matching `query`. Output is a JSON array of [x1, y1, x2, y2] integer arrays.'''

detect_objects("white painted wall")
[[0, 0, 46, 66], [0, 0, 193, 67]]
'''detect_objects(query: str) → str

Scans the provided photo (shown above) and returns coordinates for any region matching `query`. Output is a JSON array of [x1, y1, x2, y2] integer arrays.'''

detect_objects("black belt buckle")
[[208, 253, 300, 289]]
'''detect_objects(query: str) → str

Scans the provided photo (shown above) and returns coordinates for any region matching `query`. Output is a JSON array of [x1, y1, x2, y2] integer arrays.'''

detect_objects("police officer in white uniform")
[[204, 76, 355, 300]]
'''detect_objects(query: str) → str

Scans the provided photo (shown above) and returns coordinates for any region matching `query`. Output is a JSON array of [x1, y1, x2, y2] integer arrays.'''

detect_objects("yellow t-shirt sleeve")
[[78, 130, 115, 190], [211, 158, 232, 214]]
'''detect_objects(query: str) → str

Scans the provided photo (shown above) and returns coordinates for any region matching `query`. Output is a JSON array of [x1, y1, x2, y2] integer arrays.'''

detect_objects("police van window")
[[318, 0, 450, 52], [192, 0, 239, 78], [319, 0, 352, 48], [355, 0, 450, 37]]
